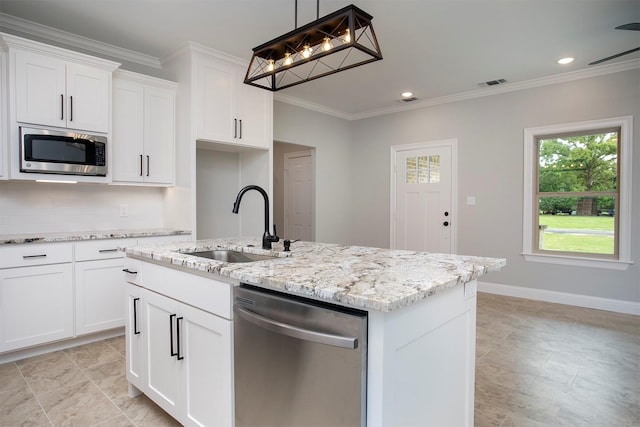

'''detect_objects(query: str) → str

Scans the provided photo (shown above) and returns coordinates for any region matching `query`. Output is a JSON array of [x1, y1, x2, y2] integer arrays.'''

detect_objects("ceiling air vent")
[[478, 78, 508, 87]]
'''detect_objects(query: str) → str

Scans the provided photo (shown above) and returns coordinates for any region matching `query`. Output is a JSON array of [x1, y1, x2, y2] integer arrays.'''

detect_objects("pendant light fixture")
[[244, 2, 382, 91]]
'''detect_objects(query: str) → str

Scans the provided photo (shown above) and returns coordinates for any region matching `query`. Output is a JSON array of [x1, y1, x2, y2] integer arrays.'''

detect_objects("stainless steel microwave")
[[20, 127, 107, 176]]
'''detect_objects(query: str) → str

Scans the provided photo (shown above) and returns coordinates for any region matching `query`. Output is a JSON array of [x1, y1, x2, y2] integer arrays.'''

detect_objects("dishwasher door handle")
[[234, 305, 358, 349]]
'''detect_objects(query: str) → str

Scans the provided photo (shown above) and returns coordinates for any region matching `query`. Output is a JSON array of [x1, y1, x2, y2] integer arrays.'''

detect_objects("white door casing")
[[284, 150, 315, 241], [390, 140, 457, 253]]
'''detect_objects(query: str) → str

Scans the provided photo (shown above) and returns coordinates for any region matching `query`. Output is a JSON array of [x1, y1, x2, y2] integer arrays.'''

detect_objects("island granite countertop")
[[126, 238, 505, 312], [0, 228, 191, 245]]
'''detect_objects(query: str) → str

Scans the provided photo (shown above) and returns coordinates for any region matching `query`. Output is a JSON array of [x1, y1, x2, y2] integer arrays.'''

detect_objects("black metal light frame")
[[244, 4, 382, 91]]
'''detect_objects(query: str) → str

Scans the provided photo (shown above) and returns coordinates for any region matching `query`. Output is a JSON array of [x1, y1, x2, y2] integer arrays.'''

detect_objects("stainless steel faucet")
[[232, 185, 279, 250]]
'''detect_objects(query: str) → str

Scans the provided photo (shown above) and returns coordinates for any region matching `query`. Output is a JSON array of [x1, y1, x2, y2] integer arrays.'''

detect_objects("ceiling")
[[1, 0, 639, 119]]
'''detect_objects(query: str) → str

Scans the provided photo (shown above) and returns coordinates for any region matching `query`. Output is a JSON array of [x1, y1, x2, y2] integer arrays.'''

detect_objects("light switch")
[[120, 204, 129, 217], [466, 196, 476, 206]]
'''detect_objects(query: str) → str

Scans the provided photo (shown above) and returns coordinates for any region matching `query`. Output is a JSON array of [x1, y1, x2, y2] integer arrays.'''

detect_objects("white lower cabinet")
[[75, 258, 127, 335], [126, 263, 233, 427], [0, 263, 73, 352]]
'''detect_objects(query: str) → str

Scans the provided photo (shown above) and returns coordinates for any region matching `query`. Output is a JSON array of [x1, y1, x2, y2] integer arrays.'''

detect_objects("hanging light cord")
[[294, 0, 320, 29]]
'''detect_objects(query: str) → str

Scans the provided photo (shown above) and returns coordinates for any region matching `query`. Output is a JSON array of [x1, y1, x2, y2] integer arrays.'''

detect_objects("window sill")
[[522, 252, 632, 270]]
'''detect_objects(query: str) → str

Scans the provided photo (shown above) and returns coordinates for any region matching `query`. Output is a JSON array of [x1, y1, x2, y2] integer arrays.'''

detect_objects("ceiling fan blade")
[[589, 47, 640, 65], [615, 23, 640, 31]]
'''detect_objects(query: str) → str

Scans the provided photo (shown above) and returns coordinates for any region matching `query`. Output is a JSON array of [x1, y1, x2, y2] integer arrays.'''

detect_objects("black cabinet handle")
[[133, 298, 140, 335], [139, 154, 143, 176], [170, 314, 178, 357], [234, 118, 238, 138], [176, 317, 184, 360], [239, 119, 242, 139], [60, 94, 64, 120], [122, 268, 138, 274], [146, 155, 150, 177], [99, 248, 118, 253], [69, 96, 73, 121], [23, 254, 47, 259]]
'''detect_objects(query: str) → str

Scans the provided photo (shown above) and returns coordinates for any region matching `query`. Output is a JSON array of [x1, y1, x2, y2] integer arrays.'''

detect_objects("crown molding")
[[347, 59, 640, 120], [274, 93, 352, 120], [0, 13, 161, 69]]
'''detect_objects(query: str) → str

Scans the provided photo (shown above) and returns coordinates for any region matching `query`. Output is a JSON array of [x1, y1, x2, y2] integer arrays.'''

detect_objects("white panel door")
[[284, 150, 315, 241], [181, 303, 232, 427], [65, 63, 110, 132], [75, 259, 126, 335], [15, 50, 66, 128], [394, 145, 452, 253], [144, 289, 182, 416], [0, 264, 73, 352], [144, 86, 175, 184]]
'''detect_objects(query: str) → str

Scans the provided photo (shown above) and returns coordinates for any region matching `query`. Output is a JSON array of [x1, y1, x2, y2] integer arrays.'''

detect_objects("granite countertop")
[[0, 228, 191, 245], [126, 238, 506, 312]]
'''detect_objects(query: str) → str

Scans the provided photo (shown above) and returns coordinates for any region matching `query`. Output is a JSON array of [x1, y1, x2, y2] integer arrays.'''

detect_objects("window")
[[523, 116, 632, 270]]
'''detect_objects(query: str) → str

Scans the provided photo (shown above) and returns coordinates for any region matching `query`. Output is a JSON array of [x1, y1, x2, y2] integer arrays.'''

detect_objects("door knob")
[[443, 221, 449, 226], [444, 211, 449, 216]]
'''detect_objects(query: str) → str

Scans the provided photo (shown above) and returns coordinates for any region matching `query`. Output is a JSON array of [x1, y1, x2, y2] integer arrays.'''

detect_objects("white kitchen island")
[[124, 238, 505, 427]]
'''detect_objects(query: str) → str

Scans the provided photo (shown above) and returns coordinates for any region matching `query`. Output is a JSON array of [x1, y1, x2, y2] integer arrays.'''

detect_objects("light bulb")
[[322, 37, 332, 52], [343, 28, 351, 43], [267, 59, 275, 72], [284, 52, 293, 66], [302, 45, 313, 59]]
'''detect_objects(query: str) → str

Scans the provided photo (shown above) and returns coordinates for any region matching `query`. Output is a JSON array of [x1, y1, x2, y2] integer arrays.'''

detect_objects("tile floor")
[[0, 293, 638, 426]]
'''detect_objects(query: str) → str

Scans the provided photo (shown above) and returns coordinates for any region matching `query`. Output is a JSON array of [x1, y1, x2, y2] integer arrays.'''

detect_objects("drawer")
[[75, 238, 137, 261], [0, 242, 73, 269]]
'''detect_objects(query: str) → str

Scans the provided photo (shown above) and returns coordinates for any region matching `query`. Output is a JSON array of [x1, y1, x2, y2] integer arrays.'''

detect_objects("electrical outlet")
[[120, 204, 128, 217], [466, 196, 476, 206]]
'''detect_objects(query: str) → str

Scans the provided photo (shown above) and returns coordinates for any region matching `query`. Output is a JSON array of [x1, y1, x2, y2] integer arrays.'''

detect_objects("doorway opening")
[[274, 141, 316, 242]]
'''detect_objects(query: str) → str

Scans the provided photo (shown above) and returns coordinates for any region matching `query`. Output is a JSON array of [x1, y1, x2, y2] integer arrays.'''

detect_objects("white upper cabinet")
[[112, 70, 176, 185], [196, 55, 271, 149], [14, 50, 111, 133]]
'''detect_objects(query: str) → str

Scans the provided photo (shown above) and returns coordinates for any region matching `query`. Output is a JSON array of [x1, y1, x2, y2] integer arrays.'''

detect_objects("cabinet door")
[[14, 50, 66, 128], [144, 86, 175, 184], [1, 50, 5, 179], [0, 264, 73, 352], [181, 303, 232, 427], [196, 59, 236, 143], [237, 82, 271, 149], [75, 259, 126, 335], [144, 289, 182, 416], [112, 78, 144, 182], [65, 63, 110, 133], [125, 282, 145, 393]]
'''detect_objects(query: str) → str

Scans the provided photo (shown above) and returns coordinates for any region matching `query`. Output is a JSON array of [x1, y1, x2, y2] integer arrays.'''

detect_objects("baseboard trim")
[[0, 328, 124, 364], [478, 282, 640, 316]]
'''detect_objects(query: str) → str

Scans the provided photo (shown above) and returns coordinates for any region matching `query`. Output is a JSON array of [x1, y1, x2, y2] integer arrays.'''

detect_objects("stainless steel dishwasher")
[[234, 284, 367, 427]]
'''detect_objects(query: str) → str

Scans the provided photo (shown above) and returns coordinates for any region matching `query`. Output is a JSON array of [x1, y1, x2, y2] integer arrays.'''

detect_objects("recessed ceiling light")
[[401, 91, 413, 98], [557, 57, 574, 65]]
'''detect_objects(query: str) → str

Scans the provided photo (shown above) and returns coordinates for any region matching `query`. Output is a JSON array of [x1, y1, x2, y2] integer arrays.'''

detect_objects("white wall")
[[274, 102, 353, 245], [349, 69, 640, 303], [0, 181, 166, 234]]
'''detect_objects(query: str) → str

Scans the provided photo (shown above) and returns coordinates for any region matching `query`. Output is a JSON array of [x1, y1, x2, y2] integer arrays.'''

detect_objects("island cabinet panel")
[[125, 261, 234, 426], [125, 282, 145, 395], [366, 281, 477, 427]]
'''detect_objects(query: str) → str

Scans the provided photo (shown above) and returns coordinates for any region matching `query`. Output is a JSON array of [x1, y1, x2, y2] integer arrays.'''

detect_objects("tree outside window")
[[535, 129, 619, 256]]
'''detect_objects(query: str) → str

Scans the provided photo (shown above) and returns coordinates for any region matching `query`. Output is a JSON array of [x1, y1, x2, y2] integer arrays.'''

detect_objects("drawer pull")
[[98, 249, 119, 253], [122, 268, 138, 274], [133, 298, 141, 335], [23, 254, 47, 259]]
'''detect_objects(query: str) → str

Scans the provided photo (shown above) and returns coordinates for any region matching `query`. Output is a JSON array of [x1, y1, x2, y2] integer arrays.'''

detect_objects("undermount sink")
[[185, 250, 277, 263]]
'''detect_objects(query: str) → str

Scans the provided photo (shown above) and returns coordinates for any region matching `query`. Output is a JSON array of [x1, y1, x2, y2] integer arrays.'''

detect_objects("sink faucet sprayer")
[[232, 185, 279, 250]]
